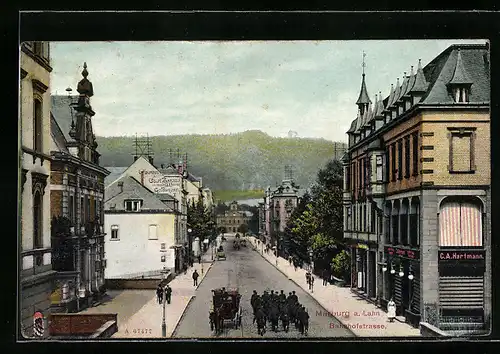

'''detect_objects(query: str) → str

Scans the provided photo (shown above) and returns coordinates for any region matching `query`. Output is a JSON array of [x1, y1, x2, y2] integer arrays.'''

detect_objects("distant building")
[[20, 41, 56, 338], [49, 63, 110, 313], [104, 174, 178, 278], [216, 201, 251, 233], [343, 44, 490, 334], [104, 157, 186, 274]]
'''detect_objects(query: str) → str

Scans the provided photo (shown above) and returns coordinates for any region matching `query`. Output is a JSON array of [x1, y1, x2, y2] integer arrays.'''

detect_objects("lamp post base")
[[162, 322, 167, 337]]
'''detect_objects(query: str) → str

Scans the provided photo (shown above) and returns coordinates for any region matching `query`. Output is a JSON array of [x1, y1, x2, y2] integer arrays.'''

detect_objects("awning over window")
[[439, 201, 482, 247]]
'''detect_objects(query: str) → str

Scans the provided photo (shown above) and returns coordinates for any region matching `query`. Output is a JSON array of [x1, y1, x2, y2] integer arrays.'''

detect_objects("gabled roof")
[[104, 175, 175, 212], [384, 84, 394, 111], [449, 49, 473, 85], [104, 167, 128, 187], [51, 95, 77, 143], [397, 74, 409, 102], [346, 118, 357, 134], [410, 59, 429, 93], [421, 45, 489, 104], [158, 164, 180, 175], [50, 112, 69, 153]]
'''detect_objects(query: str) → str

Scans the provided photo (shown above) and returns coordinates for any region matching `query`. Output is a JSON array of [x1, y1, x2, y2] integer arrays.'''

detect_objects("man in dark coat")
[[299, 306, 309, 334], [156, 284, 163, 304], [251, 290, 258, 308], [164, 284, 172, 304], [279, 290, 286, 304], [192, 269, 199, 286], [290, 290, 298, 303]]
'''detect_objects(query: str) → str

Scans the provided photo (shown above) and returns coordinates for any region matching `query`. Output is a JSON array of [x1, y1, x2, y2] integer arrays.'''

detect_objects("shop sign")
[[384, 246, 419, 260], [438, 250, 485, 262]]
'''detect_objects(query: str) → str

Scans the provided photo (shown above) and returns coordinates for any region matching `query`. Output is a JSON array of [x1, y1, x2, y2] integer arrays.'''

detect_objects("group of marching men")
[[250, 289, 310, 336]]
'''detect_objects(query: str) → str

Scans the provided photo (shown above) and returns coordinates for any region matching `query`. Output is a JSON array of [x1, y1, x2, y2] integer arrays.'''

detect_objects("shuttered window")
[[450, 133, 473, 172], [394, 274, 403, 305], [439, 276, 484, 310], [439, 201, 482, 247]]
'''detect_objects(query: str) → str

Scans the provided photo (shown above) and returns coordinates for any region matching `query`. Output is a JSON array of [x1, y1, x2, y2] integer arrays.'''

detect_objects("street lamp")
[[187, 228, 192, 266], [161, 286, 167, 337]]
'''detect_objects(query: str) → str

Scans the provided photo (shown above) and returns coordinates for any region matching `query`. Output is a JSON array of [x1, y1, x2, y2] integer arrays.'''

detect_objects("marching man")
[[387, 297, 396, 322]]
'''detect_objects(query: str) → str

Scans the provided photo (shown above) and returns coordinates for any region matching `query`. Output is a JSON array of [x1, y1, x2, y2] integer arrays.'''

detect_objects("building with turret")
[[343, 44, 490, 335]]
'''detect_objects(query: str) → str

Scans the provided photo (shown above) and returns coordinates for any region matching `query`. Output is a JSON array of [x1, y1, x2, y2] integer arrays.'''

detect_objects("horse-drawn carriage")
[[209, 288, 242, 334]]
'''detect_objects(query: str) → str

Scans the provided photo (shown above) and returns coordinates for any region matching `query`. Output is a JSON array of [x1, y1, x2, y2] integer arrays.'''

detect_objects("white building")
[[20, 41, 56, 338], [104, 175, 178, 278]]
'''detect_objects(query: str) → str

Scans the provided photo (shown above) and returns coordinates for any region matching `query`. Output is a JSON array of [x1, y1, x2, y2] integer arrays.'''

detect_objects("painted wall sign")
[[384, 246, 420, 260], [438, 250, 485, 262]]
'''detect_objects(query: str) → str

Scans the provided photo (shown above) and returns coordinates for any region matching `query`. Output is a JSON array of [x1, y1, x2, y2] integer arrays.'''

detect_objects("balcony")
[[21, 247, 54, 280]]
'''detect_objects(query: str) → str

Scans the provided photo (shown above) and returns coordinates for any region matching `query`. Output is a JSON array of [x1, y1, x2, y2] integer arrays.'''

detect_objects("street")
[[173, 235, 354, 338]]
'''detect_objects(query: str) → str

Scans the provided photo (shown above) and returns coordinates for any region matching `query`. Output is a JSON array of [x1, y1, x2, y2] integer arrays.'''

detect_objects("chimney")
[[118, 181, 124, 193], [148, 156, 154, 165], [140, 170, 144, 185], [161, 164, 164, 169], [134, 156, 138, 162]]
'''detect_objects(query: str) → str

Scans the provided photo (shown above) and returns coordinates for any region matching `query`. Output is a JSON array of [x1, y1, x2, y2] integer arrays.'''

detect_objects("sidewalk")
[[248, 237, 420, 337], [82, 253, 214, 338]]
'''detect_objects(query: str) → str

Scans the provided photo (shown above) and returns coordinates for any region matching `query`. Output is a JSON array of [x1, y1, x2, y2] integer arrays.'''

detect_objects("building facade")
[[20, 41, 57, 338], [343, 44, 490, 335], [104, 175, 178, 278], [49, 64, 110, 313], [106, 157, 187, 273], [216, 201, 250, 233]]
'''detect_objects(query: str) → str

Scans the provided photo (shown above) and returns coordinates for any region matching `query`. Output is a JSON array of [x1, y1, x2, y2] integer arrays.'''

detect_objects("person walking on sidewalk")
[[192, 269, 199, 287], [305, 271, 311, 288], [387, 297, 396, 322], [198, 255, 202, 264], [322, 269, 328, 286], [156, 284, 163, 304], [164, 284, 172, 304], [309, 275, 315, 293]]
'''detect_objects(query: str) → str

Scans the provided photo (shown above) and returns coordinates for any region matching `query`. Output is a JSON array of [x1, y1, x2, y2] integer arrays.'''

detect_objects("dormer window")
[[125, 199, 143, 212], [453, 86, 469, 103]]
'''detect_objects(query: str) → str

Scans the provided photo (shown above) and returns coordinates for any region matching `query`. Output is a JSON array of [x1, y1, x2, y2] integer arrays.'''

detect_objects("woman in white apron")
[[387, 297, 396, 322]]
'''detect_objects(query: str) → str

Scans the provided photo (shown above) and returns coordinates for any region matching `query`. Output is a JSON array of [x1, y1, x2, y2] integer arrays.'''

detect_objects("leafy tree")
[[331, 250, 351, 283], [187, 198, 212, 241], [237, 223, 249, 235], [283, 192, 311, 263]]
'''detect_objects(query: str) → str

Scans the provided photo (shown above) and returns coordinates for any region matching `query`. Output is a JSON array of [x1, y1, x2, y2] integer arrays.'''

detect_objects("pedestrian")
[[322, 269, 328, 286], [198, 255, 201, 264], [156, 284, 163, 304], [387, 297, 396, 322], [310, 275, 315, 292], [305, 271, 311, 287], [164, 284, 172, 304], [289, 256, 292, 265], [192, 269, 199, 287]]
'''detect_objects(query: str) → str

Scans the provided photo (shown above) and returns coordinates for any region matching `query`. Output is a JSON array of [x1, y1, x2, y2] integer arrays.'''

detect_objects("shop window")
[[448, 128, 475, 173], [371, 206, 376, 233], [412, 133, 419, 176], [439, 199, 482, 247]]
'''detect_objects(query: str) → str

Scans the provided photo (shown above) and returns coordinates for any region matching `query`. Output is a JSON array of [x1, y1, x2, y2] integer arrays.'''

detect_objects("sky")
[[50, 40, 486, 142]]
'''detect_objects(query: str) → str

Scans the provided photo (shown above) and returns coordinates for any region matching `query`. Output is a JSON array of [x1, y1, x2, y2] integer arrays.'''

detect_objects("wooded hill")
[[97, 130, 346, 191]]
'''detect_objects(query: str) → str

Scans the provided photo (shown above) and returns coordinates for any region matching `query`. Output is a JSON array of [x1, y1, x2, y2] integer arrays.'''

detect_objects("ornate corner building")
[[49, 63, 110, 313], [343, 44, 490, 335], [20, 41, 57, 338]]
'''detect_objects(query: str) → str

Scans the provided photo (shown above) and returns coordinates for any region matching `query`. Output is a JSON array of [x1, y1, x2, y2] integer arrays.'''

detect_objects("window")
[[448, 129, 475, 173], [33, 191, 43, 250], [376, 155, 383, 182], [69, 195, 75, 223], [86, 197, 90, 222], [391, 144, 397, 182], [404, 136, 411, 178], [148, 225, 158, 240], [371, 206, 376, 233], [384, 149, 390, 183], [358, 160, 362, 192], [237, 219, 240, 224], [412, 133, 419, 176], [397, 140, 403, 180], [33, 99, 43, 152], [125, 199, 143, 211], [161, 243, 166, 250], [34, 42, 42, 56], [439, 199, 482, 247], [110, 225, 119, 240], [453, 87, 469, 103]]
